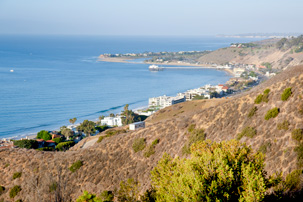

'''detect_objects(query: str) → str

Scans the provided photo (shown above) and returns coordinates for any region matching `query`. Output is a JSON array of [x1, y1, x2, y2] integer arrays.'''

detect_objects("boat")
[[149, 65, 164, 71], [10, 70, 14, 72]]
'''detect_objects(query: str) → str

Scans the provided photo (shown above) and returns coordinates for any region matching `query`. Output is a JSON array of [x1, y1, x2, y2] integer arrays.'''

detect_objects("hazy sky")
[[0, 0, 302, 36]]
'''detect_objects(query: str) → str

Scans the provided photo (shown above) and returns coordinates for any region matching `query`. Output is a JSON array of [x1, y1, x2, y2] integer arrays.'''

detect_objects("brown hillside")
[[1, 66, 303, 201], [198, 45, 303, 69]]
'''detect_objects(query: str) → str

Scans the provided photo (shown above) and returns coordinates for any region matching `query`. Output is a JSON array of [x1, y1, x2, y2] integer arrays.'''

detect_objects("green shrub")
[[117, 178, 140, 202], [69, 160, 83, 173], [36, 147, 55, 151], [277, 120, 290, 130], [141, 188, 157, 202], [132, 138, 146, 153], [36, 130, 52, 141], [248, 106, 257, 118], [100, 190, 114, 202], [182, 127, 206, 155], [98, 129, 127, 143], [294, 144, 303, 167], [76, 191, 101, 202], [265, 107, 279, 120], [56, 141, 75, 151], [52, 137, 63, 144], [49, 182, 57, 193], [254, 94, 263, 104], [151, 140, 273, 202], [237, 126, 257, 140], [263, 89, 270, 94], [97, 136, 105, 143], [151, 139, 159, 146], [285, 169, 303, 190], [281, 87, 292, 101], [13, 172, 22, 180], [258, 141, 272, 154], [292, 129, 303, 142], [9, 185, 21, 198], [144, 139, 160, 158], [13, 139, 38, 149], [187, 124, 196, 133], [0, 186, 5, 195]]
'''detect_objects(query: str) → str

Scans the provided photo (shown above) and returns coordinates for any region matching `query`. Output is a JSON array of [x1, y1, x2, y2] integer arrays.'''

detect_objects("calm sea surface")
[[0, 35, 262, 138]]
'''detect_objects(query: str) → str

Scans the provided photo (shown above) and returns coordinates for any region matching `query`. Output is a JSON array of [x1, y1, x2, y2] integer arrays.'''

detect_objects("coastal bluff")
[[1, 65, 303, 201]]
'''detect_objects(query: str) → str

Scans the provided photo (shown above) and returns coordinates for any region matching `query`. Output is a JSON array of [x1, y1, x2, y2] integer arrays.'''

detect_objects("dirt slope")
[[1, 66, 303, 201]]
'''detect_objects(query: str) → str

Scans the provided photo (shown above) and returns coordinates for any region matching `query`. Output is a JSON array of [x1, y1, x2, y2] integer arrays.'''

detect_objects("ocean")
[[0, 35, 262, 139]]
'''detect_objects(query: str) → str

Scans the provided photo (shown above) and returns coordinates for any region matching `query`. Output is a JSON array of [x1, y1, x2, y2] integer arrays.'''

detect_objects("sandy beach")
[[98, 56, 236, 76]]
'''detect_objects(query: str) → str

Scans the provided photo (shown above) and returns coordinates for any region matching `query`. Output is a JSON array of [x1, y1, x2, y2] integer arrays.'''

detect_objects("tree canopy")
[[36, 130, 51, 141], [77, 120, 96, 136]]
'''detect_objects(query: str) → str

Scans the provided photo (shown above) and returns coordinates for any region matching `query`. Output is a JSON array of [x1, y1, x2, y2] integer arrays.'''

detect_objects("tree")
[[117, 178, 140, 202], [77, 120, 96, 136], [37, 130, 51, 141], [69, 117, 77, 125], [13, 139, 38, 149], [99, 115, 105, 121], [61, 128, 74, 139], [151, 140, 277, 202]]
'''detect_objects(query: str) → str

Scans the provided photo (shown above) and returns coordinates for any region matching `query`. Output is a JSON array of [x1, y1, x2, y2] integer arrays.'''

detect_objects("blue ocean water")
[[0, 35, 262, 138]]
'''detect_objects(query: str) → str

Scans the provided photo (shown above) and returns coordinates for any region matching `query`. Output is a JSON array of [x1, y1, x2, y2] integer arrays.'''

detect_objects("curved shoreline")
[[98, 56, 236, 77]]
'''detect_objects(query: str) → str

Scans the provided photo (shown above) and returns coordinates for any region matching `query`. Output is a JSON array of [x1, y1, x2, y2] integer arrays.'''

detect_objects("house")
[[101, 116, 123, 127], [149, 95, 186, 109], [222, 86, 229, 93], [36, 139, 46, 148], [52, 134, 62, 139], [129, 121, 145, 130], [46, 140, 56, 147]]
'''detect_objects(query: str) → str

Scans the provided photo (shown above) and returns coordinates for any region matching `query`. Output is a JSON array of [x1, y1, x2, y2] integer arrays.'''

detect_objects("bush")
[[36, 147, 55, 151], [182, 126, 206, 155], [237, 126, 257, 140], [187, 124, 196, 133], [132, 138, 146, 153], [117, 178, 139, 202], [0, 186, 5, 195], [13, 139, 38, 149], [49, 182, 57, 193], [52, 137, 63, 144], [141, 188, 156, 202], [281, 87, 292, 101], [56, 141, 75, 151], [69, 160, 83, 173], [13, 172, 22, 180], [248, 106, 257, 118], [254, 94, 263, 104], [258, 141, 272, 154], [144, 139, 159, 158], [76, 191, 101, 202], [98, 129, 127, 143], [100, 190, 114, 202], [263, 89, 271, 94], [294, 144, 303, 167], [285, 169, 303, 190], [97, 136, 105, 143], [265, 107, 279, 120], [277, 120, 290, 130], [9, 185, 21, 198], [151, 140, 273, 202], [292, 129, 303, 142]]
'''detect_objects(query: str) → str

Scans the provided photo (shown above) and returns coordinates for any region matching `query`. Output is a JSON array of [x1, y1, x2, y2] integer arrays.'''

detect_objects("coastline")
[[3, 57, 234, 141], [98, 56, 236, 77]]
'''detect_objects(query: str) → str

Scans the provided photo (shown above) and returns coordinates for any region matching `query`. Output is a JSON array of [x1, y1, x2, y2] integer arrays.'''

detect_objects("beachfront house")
[[148, 95, 186, 109], [129, 121, 145, 130], [101, 116, 123, 127]]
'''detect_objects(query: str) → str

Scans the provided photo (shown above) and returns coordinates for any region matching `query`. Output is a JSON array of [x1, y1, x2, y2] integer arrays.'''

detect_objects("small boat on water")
[[149, 65, 164, 71], [10, 70, 14, 72]]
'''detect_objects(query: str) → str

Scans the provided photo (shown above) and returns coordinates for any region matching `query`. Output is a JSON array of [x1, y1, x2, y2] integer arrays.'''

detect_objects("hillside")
[[198, 39, 303, 69], [1, 65, 303, 201]]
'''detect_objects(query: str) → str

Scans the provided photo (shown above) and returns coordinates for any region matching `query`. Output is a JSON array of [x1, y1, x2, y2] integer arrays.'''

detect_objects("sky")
[[0, 0, 302, 36]]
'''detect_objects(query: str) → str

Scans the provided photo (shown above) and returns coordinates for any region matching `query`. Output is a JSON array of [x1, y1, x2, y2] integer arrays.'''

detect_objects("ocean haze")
[[0, 35, 261, 138], [0, 0, 302, 35]]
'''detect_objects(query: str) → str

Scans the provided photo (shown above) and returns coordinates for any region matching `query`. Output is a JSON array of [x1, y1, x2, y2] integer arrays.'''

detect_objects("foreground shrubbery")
[[254, 89, 270, 104], [151, 140, 277, 202], [9, 185, 21, 199], [56, 141, 75, 151], [13, 172, 22, 180], [144, 139, 159, 158], [13, 139, 38, 149]]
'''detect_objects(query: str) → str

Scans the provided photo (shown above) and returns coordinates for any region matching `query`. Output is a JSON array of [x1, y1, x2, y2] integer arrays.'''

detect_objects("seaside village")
[[0, 64, 275, 151]]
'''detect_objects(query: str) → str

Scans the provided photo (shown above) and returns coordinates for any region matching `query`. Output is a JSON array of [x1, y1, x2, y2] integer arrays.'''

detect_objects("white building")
[[233, 68, 246, 78], [101, 116, 123, 127], [129, 121, 145, 130], [149, 95, 186, 109]]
